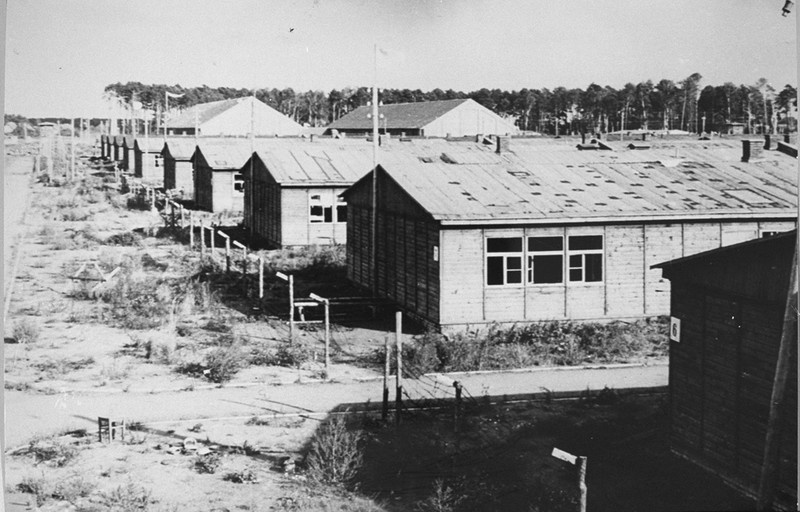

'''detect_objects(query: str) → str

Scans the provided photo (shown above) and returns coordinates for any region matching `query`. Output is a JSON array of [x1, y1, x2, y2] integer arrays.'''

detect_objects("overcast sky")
[[4, 0, 798, 117]]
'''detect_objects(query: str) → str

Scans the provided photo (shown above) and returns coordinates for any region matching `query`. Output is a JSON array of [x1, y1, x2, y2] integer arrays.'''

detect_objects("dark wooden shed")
[[654, 232, 797, 510]]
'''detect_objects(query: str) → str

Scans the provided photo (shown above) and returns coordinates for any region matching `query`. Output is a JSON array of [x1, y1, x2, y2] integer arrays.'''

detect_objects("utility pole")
[[395, 311, 403, 426], [371, 44, 379, 295]]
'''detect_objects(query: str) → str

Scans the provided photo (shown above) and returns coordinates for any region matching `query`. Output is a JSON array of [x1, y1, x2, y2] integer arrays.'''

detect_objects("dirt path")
[[5, 362, 667, 447]]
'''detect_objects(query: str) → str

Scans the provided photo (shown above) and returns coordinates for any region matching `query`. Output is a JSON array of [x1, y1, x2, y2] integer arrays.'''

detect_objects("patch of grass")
[[101, 481, 154, 512], [176, 343, 248, 383], [270, 341, 313, 369], [12, 318, 41, 344], [35, 356, 95, 378]]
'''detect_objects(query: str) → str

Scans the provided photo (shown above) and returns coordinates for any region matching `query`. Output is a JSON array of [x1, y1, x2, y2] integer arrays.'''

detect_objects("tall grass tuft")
[[305, 413, 364, 487]]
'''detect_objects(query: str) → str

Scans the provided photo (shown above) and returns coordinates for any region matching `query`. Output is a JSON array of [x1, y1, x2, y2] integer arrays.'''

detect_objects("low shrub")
[[35, 356, 95, 377], [270, 341, 312, 369], [305, 413, 364, 487], [16, 474, 51, 507], [204, 344, 248, 383], [27, 438, 78, 467], [52, 474, 96, 503], [12, 318, 41, 344], [194, 452, 222, 474], [222, 469, 259, 483], [105, 231, 142, 247]]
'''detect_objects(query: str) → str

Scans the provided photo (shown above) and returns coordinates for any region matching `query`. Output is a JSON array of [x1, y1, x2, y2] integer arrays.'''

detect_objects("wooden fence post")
[[179, 205, 185, 228], [383, 337, 390, 422], [395, 311, 403, 426], [577, 456, 588, 512], [453, 381, 463, 433], [258, 253, 264, 299], [288, 274, 294, 341], [224, 235, 231, 273], [210, 226, 215, 252], [189, 212, 194, 249], [200, 220, 206, 255]]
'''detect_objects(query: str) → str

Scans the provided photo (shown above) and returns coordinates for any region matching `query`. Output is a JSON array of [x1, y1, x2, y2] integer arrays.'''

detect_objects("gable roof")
[[327, 99, 474, 131], [168, 98, 243, 129], [352, 151, 797, 226], [162, 138, 199, 160], [134, 137, 165, 153], [193, 138, 257, 169]]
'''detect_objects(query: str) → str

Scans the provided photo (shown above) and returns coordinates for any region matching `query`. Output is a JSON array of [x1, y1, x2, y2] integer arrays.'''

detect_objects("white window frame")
[[527, 236, 564, 285], [233, 172, 245, 194], [567, 235, 604, 284], [485, 237, 524, 286], [335, 196, 347, 224], [309, 192, 335, 224]]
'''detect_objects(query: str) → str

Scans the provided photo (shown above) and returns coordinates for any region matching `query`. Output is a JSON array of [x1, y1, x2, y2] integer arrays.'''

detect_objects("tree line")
[[104, 75, 797, 135]]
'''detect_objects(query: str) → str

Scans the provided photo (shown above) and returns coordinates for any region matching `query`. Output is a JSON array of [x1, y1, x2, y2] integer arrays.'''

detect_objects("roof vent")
[[496, 136, 509, 154], [576, 143, 599, 151], [741, 139, 764, 162], [627, 142, 651, 150]]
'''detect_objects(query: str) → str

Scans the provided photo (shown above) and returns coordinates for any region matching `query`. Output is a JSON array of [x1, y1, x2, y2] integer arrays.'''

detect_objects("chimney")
[[475, 133, 483, 143], [741, 139, 764, 162], [642, 132, 648, 141], [495, 136, 509, 154], [763, 134, 771, 150], [309, 134, 315, 142], [784, 133, 791, 143]]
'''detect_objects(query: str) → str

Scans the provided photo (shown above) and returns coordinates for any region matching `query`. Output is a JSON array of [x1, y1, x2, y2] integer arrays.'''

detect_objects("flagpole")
[[164, 90, 168, 139], [371, 44, 379, 294]]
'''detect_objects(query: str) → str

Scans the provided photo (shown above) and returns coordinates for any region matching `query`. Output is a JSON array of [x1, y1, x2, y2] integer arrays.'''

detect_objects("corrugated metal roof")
[[368, 153, 797, 225], [254, 143, 376, 186], [327, 99, 471, 131], [169, 98, 242, 129]]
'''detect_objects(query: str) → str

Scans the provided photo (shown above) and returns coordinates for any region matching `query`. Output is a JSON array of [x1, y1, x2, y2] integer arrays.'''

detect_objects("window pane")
[[532, 255, 563, 284], [487, 237, 522, 253], [529, 236, 563, 252], [487, 257, 504, 285], [569, 254, 582, 267], [324, 206, 333, 223], [507, 256, 522, 270], [310, 194, 321, 201], [585, 254, 603, 282], [507, 270, 522, 284], [336, 204, 347, 223], [569, 268, 583, 281], [569, 235, 603, 251]]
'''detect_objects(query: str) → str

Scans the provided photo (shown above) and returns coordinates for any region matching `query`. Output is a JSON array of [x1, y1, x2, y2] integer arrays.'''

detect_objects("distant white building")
[[167, 97, 303, 137], [326, 98, 519, 137]]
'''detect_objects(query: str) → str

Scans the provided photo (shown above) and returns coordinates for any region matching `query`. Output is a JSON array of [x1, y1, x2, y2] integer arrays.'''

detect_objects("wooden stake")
[[258, 253, 264, 298], [383, 337, 390, 422], [577, 456, 588, 512], [288, 274, 295, 342], [179, 205, 185, 228], [200, 220, 206, 255], [323, 298, 330, 374], [225, 237, 231, 273], [189, 212, 194, 248], [210, 226, 216, 252], [453, 381, 462, 433], [395, 311, 403, 426]]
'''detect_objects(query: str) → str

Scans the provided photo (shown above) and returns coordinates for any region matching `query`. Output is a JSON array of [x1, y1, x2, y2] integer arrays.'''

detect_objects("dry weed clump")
[[12, 317, 41, 344]]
